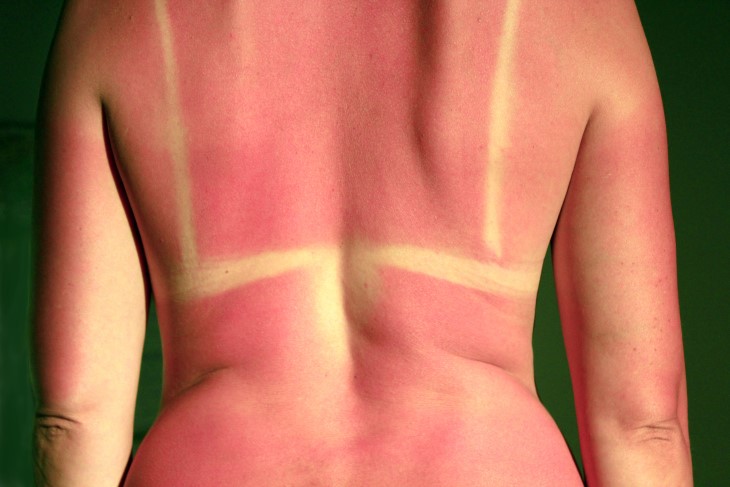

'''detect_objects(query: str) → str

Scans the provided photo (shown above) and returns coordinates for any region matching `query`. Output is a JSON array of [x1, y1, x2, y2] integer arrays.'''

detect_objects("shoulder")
[[575, 0, 663, 118], [45, 0, 153, 94], [43, 0, 164, 111], [515, 0, 661, 126], [43, 2, 107, 103]]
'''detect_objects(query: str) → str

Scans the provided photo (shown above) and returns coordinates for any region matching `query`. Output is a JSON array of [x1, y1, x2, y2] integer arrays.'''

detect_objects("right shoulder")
[[45, 1, 120, 85], [47, 0, 162, 100]]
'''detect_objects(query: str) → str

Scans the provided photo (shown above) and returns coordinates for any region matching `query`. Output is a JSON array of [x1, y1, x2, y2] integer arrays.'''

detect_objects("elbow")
[[586, 417, 693, 487], [33, 413, 81, 487], [33, 411, 134, 487], [34, 411, 81, 442], [590, 370, 688, 443], [628, 417, 689, 448], [594, 404, 689, 449], [624, 418, 694, 486]]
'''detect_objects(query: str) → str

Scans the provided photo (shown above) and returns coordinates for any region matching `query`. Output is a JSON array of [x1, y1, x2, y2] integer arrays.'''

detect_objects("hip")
[[124, 366, 583, 486]]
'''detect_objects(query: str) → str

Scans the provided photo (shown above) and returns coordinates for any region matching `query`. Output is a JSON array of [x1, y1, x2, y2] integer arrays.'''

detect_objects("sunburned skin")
[[95, 0, 593, 484], [158, 0, 534, 302]]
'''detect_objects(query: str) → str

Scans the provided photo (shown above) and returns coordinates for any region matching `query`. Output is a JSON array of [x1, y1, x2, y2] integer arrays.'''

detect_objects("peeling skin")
[[484, 0, 521, 259]]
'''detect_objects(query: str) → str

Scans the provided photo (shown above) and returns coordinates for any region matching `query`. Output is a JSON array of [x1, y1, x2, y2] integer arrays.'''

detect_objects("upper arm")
[[31, 2, 149, 429], [551, 1, 686, 436]]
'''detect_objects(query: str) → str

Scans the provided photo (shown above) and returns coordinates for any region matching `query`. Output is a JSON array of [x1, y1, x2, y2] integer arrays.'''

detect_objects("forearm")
[[33, 412, 132, 487], [583, 418, 693, 487]]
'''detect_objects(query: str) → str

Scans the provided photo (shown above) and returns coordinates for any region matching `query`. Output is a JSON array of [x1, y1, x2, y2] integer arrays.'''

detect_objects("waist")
[[160, 336, 537, 407], [155, 263, 539, 404], [128, 363, 582, 486]]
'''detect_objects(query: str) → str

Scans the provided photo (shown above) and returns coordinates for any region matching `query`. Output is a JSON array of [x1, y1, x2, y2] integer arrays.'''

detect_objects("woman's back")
[[34, 0, 676, 485]]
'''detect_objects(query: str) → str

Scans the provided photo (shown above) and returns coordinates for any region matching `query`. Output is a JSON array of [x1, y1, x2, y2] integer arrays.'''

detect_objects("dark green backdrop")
[[1, 1, 727, 485]]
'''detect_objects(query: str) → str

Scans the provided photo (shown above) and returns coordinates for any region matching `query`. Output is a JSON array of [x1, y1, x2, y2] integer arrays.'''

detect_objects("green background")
[[1, 1, 727, 485]]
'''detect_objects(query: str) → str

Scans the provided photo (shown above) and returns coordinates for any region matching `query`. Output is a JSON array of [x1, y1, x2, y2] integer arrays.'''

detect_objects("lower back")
[[124, 361, 583, 486], [125, 258, 581, 485]]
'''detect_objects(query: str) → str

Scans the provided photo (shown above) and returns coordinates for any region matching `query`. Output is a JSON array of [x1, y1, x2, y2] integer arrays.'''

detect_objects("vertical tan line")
[[484, 0, 521, 259], [155, 0, 198, 267], [311, 251, 350, 362]]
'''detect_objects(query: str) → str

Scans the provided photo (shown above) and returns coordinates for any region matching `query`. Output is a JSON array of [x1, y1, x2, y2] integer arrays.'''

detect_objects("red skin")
[[32, 1, 688, 486]]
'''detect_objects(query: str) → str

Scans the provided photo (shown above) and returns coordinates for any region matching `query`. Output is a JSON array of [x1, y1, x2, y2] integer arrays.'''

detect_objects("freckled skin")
[[33, 0, 687, 485]]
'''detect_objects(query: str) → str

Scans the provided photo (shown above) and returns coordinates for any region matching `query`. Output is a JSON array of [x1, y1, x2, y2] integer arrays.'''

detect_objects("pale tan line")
[[171, 243, 541, 302], [311, 253, 350, 360], [358, 244, 541, 296], [484, 0, 521, 258], [155, 0, 198, 266], [171, 246, 338, 301]]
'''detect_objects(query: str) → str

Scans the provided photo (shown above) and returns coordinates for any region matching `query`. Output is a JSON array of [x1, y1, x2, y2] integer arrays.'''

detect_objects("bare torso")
[[92, 0, 595, 484]]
